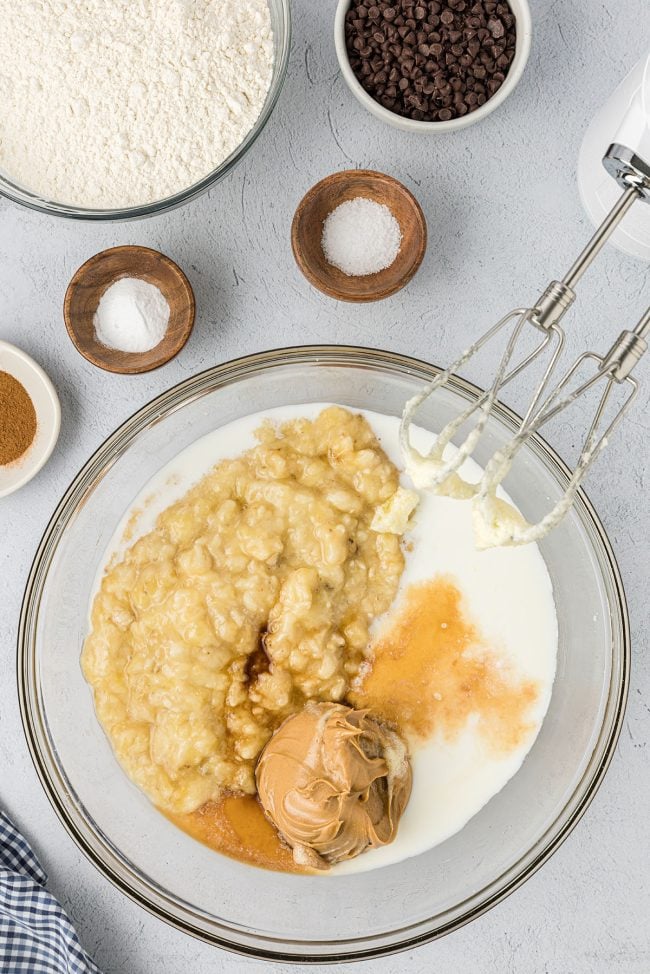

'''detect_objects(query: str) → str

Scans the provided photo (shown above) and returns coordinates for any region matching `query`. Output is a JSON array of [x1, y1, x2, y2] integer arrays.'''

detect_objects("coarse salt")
[[321, 197, 402, 276], [94, 277, 170, 353]]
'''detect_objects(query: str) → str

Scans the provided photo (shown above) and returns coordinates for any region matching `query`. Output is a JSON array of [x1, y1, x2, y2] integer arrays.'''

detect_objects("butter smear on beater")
[[400, 401, 601, 550]]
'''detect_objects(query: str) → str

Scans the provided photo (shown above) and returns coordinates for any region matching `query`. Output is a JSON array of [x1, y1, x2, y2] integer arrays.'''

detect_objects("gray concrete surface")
[[1, 0, 649, 970]]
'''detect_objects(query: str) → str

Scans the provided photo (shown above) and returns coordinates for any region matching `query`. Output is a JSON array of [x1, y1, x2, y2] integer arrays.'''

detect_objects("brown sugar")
[[165, 794, 310, 874], [0, 371, 37, 465], [351, 576, 540, 754]]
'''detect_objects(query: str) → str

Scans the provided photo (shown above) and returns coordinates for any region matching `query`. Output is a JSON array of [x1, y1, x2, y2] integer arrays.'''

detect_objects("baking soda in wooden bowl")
[[94, 278, 170, 353]]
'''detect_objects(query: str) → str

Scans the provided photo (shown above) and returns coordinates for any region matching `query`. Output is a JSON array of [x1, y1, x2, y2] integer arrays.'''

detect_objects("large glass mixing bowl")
[[0, 0, 290, 221], [18, 347, 629, 962]]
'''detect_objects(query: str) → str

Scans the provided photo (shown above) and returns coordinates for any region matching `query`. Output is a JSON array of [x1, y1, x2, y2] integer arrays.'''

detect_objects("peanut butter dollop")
[[255, 702, 412, 869]]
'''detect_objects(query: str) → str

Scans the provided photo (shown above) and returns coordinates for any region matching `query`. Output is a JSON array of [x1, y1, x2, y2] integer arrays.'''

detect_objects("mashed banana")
[[81, 407, 410, 814]]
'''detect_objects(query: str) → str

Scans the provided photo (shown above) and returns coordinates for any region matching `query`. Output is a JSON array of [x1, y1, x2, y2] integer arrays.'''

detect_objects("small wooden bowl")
[[291, 170, 427, 302], [64, 246, 195, 374]]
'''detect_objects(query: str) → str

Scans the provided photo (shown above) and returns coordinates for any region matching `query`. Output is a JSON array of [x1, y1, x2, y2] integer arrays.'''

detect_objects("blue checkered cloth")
[[0, 811, 101, 973]]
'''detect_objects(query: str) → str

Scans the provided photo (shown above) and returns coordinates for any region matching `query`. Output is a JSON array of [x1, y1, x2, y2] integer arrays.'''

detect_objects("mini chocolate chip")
[[345, 0, 516, 122]]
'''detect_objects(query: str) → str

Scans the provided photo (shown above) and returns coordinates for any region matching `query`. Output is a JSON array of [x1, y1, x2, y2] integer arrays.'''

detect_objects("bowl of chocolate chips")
[[335, 0, 531, 132]]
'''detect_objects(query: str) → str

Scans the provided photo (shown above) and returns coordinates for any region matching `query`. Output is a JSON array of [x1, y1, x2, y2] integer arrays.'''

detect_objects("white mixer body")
[[578, 51, 650, 261]]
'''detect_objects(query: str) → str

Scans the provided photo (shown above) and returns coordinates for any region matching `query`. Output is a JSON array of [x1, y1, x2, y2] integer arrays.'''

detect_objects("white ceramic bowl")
[[0, 341, 60, 497], [334, 0, 532, 133]]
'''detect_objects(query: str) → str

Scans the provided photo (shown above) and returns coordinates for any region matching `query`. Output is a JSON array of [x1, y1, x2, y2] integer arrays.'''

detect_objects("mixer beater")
[[400, 140, 650, 547]]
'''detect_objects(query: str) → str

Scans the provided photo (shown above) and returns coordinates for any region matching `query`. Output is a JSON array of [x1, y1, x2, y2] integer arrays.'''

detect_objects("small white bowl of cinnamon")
[[0, 340, 60, 497]]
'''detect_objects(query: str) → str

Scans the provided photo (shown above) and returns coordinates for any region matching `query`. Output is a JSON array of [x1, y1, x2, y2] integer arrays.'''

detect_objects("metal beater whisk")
[[401, 141, 650, 542]]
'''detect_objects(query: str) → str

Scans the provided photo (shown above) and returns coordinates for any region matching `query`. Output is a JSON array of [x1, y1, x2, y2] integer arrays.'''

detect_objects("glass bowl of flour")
[[0, 0, 290, 219], [19, 347, 629, 960]]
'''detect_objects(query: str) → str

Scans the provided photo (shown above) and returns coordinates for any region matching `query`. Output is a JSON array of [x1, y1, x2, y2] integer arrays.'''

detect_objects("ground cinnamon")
[[0, 370, 37, 465]]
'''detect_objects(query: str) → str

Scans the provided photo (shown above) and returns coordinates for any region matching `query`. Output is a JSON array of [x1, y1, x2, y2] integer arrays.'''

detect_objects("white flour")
[[0, 0, 274, 208]]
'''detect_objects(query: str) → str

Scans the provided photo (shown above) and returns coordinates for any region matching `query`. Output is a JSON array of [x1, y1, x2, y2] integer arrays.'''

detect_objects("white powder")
[[321, 197, 402, 276], [94, 278, 170, 353], [0, 0, 273, 208]]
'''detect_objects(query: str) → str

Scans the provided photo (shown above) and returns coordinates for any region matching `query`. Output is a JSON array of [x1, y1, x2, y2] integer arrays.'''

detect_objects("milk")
[[91, 404, 558, 875]]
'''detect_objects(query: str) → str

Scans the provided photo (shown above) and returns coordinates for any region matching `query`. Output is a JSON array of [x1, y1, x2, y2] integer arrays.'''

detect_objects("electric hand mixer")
[[401, 53, 650, 547]]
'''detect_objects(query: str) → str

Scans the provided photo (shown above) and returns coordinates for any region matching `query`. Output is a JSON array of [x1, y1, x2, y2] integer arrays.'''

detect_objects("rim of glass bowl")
[[0, 1, 291, 222], [17, 345, 630, 962]]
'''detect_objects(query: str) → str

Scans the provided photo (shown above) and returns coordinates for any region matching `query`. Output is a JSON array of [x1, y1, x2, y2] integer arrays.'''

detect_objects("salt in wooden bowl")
[[291, 170, 427, 302]]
